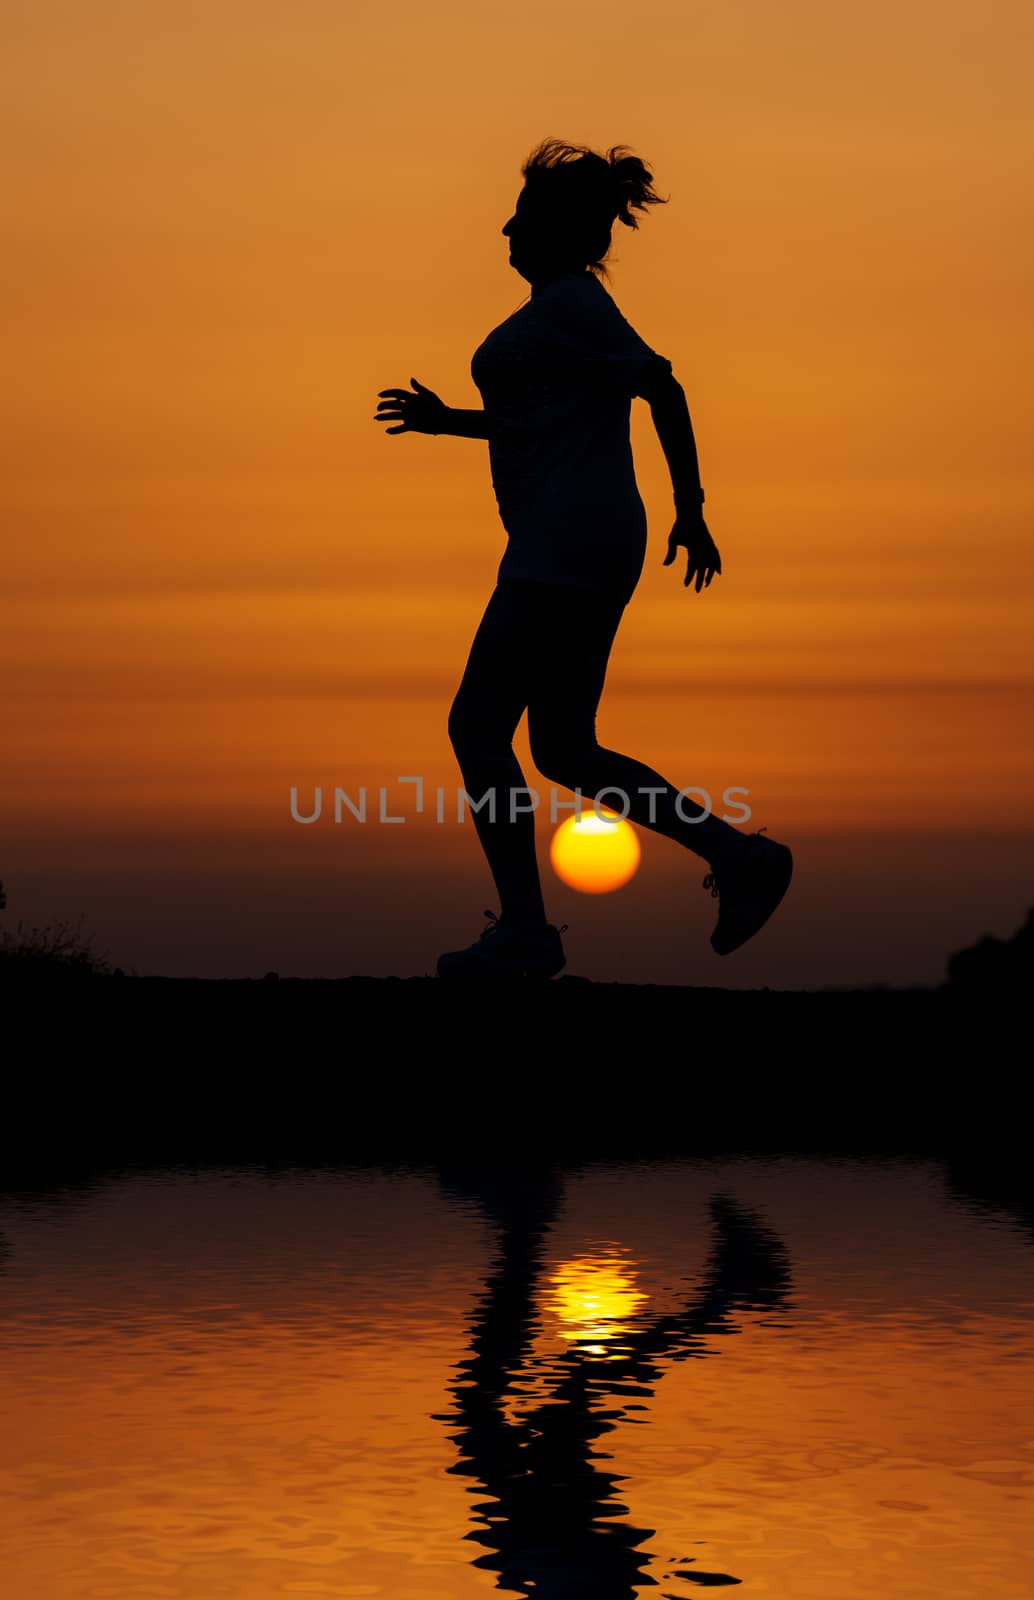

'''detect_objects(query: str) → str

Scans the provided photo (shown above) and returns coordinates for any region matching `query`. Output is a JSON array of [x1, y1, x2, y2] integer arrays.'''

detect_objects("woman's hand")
[[374, 377, 450, 436], [663, 512, 722, 592]]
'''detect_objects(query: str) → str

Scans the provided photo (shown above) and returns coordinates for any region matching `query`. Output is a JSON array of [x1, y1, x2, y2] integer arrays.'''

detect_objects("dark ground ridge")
[[0, 974, 1022, 1183]]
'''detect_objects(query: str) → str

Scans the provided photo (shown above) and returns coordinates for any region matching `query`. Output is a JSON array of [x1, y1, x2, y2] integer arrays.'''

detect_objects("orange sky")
[[4, 0, 1033, 983]]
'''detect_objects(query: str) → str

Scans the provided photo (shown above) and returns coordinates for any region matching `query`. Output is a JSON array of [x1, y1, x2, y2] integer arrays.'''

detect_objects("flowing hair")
[[519, 137, 669, 282]]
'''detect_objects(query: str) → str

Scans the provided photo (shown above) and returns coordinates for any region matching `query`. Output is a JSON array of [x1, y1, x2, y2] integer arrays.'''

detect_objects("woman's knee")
[[447, 696, 477, 758], [448, 694, 511, 763], [529, 721, 599, 788]]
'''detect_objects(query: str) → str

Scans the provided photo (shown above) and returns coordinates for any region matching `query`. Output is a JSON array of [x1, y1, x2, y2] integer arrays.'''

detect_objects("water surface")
[[1, 1158, 1031, 1599]]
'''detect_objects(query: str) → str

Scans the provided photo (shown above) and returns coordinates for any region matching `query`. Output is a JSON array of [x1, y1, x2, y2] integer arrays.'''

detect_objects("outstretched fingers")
[[374, 389, 408, 431], [686, 559, 716, 592]]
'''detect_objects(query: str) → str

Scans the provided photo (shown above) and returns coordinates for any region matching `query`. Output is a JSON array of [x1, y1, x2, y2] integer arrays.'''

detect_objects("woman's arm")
[[643, 369, 722, 593], [644, 369, 705, 512], [375, 379, 492, 439], [436, 408, 492, 440]]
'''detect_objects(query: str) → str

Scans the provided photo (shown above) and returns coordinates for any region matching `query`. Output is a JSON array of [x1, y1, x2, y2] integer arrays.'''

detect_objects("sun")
[[549, 806, 641, 894]]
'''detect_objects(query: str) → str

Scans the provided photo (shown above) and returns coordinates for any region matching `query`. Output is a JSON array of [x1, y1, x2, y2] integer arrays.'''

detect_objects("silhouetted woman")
[[376, 139, 792, 977]]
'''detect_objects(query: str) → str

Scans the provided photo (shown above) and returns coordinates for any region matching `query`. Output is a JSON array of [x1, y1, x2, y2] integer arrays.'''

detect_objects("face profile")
[[502, 186, 588, 290]]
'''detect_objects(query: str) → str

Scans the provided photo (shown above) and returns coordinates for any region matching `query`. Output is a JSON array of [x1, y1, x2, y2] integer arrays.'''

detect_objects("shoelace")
[[702, 827, 769, 899]]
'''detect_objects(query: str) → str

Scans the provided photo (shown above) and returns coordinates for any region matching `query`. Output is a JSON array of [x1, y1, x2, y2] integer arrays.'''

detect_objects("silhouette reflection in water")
[[435, 1164, 794, 1598]]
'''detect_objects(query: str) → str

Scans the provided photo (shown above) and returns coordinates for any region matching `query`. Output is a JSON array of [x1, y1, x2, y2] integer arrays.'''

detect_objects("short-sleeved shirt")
[[470, 270, 672, 604]]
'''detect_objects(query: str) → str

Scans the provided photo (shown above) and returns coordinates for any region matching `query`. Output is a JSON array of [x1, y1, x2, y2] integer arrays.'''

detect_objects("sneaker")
[[437, 910, 568, 980], [703, 829, 793, 956]]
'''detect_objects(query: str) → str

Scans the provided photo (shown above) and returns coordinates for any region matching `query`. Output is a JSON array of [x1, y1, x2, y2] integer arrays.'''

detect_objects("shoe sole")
[[711, 844, 794, 957], [436, 953, 566, 980]]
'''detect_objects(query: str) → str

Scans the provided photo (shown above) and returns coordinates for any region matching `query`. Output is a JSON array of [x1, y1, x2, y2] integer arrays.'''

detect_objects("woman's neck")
[[530, 266, 589, 298]]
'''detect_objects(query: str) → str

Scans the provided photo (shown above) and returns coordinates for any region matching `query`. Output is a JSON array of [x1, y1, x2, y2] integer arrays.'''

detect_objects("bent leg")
[[448, 582, 550, 926], [526, 587, 747, 868]]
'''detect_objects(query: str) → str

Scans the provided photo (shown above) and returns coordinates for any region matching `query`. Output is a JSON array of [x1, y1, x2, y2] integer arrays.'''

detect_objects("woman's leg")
[[447, 581, 551, 927], [525, 584, 748, 869]]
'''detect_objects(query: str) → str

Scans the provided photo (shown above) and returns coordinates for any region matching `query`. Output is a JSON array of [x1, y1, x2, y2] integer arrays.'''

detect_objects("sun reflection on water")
[[546, 1247, 648, 1356]]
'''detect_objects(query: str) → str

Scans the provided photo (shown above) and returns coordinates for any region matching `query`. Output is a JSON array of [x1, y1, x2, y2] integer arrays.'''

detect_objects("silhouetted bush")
[[0, 910, 116, 981], [946, 905, 1033, 990]]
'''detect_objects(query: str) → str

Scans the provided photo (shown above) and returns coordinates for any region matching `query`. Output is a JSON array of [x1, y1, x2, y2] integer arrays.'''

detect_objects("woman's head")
[[502, 138, 668, 286]]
